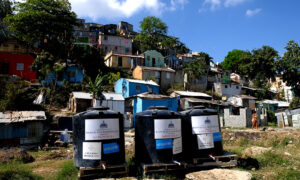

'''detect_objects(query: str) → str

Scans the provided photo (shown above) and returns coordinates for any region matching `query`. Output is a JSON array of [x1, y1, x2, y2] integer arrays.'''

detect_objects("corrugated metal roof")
[[140, 66, 175, 73], [125, 79, 159, 86], [233, 95, 257, 100], [135, 92, 170, 100], [0, 111, 46, 123], [262, 100, 289, 107], [184, 98, 230, 106], [72, 92, 125, 101], [172, 91, 212, 98], [72, 92, 93, 99], [103, 93, 124, 101]]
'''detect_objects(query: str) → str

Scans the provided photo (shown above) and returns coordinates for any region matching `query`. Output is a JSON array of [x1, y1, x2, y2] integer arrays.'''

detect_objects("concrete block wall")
[[224, 108, 252, 127]]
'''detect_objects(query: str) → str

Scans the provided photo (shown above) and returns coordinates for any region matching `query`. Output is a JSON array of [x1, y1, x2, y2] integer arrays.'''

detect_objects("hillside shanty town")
[[0, 0, 300, 179]]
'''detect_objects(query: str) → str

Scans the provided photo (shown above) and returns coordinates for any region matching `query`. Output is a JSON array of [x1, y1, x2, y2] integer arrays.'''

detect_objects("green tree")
[[183, 52, 212, 89], [135, 16, 189, 55], [70, 45, 107, 80], [4, 0, 78, 59], [0, 0, 12, 43], [135, 16, 168, 52], [221, 49, 248, 73], [239, 46, 278, 87], [0, 0, 12, 19], [276, 40, 300, 96]]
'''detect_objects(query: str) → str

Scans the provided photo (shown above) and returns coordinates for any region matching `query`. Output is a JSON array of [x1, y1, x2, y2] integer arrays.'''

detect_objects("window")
[[148, 85, 153, 93], [166, 72, 171, 79], [147, 56, 150, 61], [125, 48, 129, 53], [136, 86, 141, 93], [155, 71, 160, 78], [236, 86, 239, 89], [115, 46, 118, 50], [122, 85, 126, 94], [14, 45, 19, 49], [104, 46, 108, 52], [3, 44, 8, 47], [16, 63, 24, 71], [225, 85, 228, 88], [104, 36, 108, 40], [230, 106, 240, 115]]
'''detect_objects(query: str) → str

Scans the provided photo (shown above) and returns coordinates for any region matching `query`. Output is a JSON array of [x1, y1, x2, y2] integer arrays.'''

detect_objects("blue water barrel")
[[135, 106, 183, 164], [73, 106, 125, 167], [180, 106, 223, 161]]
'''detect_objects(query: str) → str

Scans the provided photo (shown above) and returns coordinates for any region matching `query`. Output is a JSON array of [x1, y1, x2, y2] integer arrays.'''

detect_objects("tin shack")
[[0, 111, 47, 148]]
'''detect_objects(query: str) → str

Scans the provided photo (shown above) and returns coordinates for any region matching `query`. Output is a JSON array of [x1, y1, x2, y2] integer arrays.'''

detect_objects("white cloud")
[[199, 0, 247, 12], [224, 0, 247, 7], [69, 0, 187, 20], [169, 0, 188, 11], [246, 8, 262, 17], [204, 0, 222, 11]]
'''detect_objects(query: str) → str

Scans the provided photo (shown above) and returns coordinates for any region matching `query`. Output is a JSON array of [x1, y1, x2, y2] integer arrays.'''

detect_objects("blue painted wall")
[[115, 78, 159, 98], [42, 66, 83, 86], [165, 55, 182, 69], [133, 97, 178, 117]]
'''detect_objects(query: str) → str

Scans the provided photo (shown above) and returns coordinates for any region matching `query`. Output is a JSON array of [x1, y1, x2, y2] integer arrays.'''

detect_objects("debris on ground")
[[242, 146, 272, 158], [40, 149, 73, 160], [0, 148, 34, 164], [186, 169, 252, 180]]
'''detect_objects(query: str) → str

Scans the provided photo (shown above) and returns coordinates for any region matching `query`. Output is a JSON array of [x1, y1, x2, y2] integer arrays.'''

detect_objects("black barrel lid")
[[87, 106, 109, 111], [148, 106, 168, 110], [192, 106, 205, 109]]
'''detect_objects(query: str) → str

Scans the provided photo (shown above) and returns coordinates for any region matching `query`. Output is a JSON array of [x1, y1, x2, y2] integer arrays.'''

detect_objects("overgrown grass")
[[257, 151, 290, 167], [0, 160, 42, 180], [56, 160, 78, 180], [276, 169, 300, 180]]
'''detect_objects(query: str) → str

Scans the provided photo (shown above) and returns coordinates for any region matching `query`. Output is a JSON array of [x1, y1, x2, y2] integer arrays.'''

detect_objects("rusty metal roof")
[[0, 111, 46, 123], [233, 95, 257, 100], [183, 98, 230, 106]]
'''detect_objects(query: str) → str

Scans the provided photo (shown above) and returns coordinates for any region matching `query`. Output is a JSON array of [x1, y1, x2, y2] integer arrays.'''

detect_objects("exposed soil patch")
[[0, 148, 34, 164], [186, 169, 252, 180]]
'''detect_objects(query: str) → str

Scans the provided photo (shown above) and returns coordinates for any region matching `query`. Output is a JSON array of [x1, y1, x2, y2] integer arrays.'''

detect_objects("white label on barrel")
[[82, 142, 101, 159], [191, 115, 219, 134], [85, 119, 119, 140], [173, 137, 182, 154], [154, 119, 181, 139], [197, 134, 214, 149]]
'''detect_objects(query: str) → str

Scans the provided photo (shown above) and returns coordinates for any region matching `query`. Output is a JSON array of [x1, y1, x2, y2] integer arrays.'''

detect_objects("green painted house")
[[143, 50, 165, 68]]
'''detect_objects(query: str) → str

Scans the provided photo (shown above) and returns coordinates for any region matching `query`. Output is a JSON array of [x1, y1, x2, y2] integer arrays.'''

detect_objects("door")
[[152, 58, 155, 67], [118, 57, 122, 67]]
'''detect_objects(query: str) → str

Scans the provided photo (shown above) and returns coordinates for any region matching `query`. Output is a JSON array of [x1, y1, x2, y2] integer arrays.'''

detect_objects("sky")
[[69, 0, 300, 63]]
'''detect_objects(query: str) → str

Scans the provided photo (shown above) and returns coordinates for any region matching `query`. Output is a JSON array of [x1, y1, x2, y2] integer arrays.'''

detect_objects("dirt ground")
[[1, 127, 300, 179]]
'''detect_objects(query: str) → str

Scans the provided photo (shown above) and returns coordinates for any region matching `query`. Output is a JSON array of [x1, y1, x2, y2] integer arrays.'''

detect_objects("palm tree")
[[85, 72, 107, 107]]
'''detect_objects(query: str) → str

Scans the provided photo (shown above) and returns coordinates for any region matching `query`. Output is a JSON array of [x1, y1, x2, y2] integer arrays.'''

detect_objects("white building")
[[99, 33, 132, 55]]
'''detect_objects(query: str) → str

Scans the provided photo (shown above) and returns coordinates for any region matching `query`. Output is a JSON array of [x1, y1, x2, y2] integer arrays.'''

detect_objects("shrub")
[[289, 97, 300, 108], [56, 160, 78, 180], [267, 110, 277, 124]]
